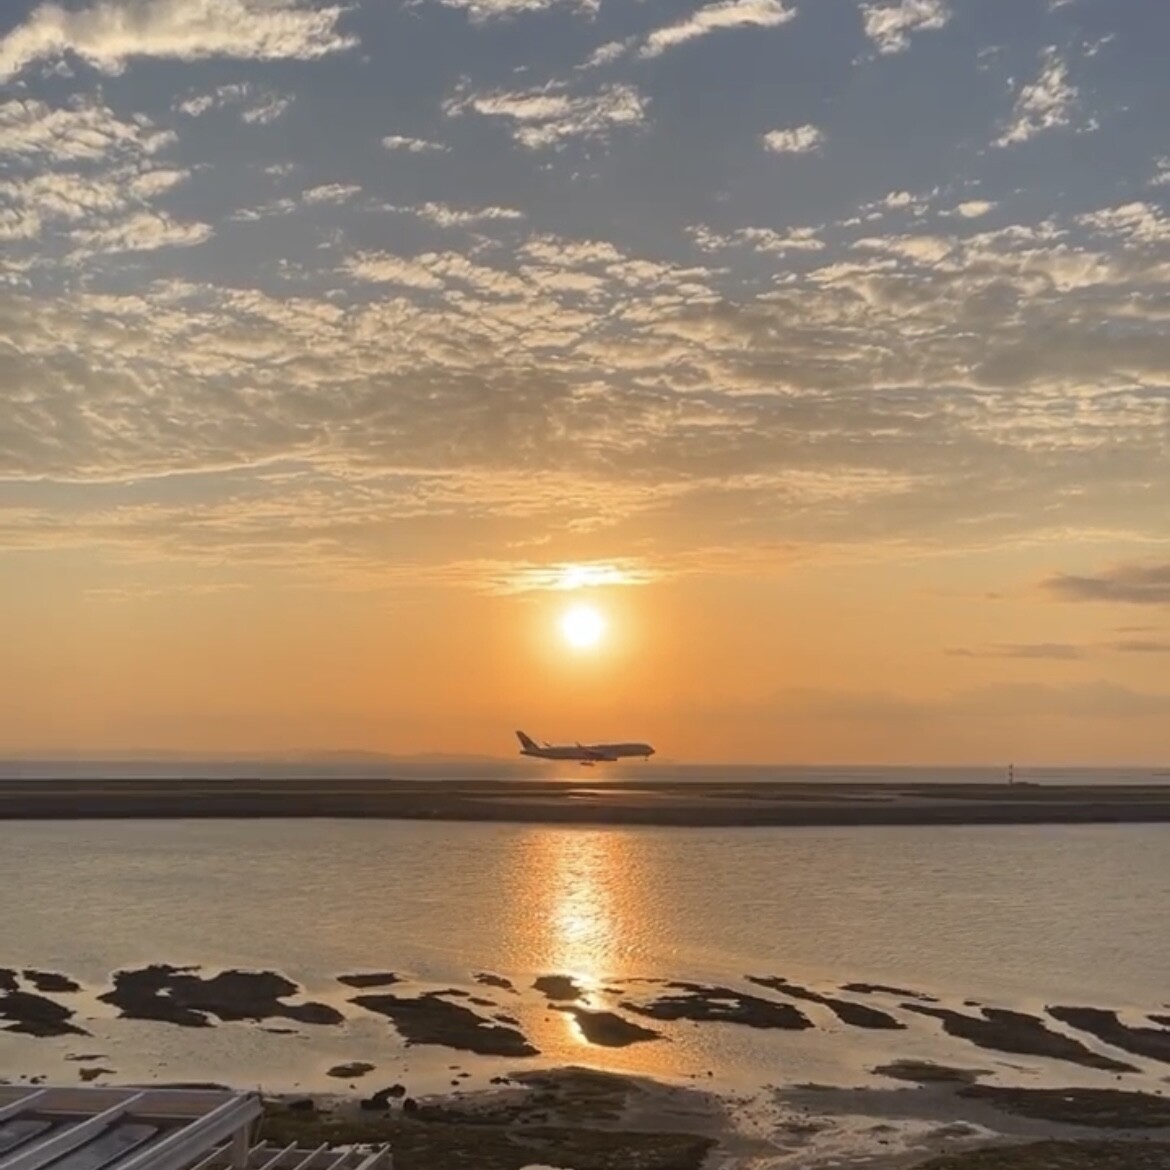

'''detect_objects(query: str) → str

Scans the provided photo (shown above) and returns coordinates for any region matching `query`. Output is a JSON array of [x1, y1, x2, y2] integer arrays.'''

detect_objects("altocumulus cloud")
[[0, 0, 1167, 603], [443, 81, 648, 148], [995, 47, 1091, 147], [763, 124, 823, 154], [860, 0, 950, 55], [0, 0, 356, 81]]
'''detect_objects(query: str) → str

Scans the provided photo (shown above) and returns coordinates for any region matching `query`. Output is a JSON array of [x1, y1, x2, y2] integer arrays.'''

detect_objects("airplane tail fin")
[[516, 730, 540, 752]]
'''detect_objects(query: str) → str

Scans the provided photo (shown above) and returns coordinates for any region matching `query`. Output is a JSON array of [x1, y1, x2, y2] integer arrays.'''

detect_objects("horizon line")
[[0, 752, 1167, 771]]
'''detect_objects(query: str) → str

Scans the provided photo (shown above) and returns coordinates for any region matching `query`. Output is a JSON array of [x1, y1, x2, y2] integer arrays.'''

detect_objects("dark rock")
[[1048, 1006, 1170, 1067], [623, 981, 812, 1030], [0, 969, 18, 994], [337, 973, 399, 989], [288, 1002, 344, 1026], [748, 976, 905, 1030], [873, 1060, 988, 1084], [903, 1004, 1136, 1072], [554, 1006, 662, 1048], [98, 966, 207, 1028], [152, 1082, 231, 1091], [66, 1053, 108, 1062], [0, 991, 88, 1038], [842, 982, 937, 1002], [532, 975, 583, 1003], [353, 992, 538, 1058], [79, 1067, 115, 1083], [287, 1098, 315, 1113], [326, 1062, 375, 1079], [23, 970, 82, 994], [960, 1085, 1170, 1128], [475, 973, 515, 992], [99, 965, 344, 1028], [402, 1098, 418, 1114]]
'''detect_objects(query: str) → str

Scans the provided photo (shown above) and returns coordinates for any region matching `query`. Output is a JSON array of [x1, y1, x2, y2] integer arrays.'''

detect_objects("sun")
[[559, 603, 606, 650]]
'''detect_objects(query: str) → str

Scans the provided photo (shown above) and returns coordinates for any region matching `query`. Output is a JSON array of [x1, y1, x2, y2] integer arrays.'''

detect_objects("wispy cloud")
[[995, 47, 1090, 147], [302, 183, 361, 205], [444, 81, 647, 148], [580, 39, 631, 69], [429, 0, 598, 22], [1046, 564, 1170, 606], [952, 199, 997, 219], [763, 124, 824, 154], [0, 0, 356, 83], [860, 0, 950, 55], [1110, 639, 1170, 654], [178, 84, 252, 118], [640, 0, 796, 58], [487, 561, 661, 594], [947, 643, 1085, 660], [241, 93, 294, 125], [382, 135, 448, 154], [388, 202, 525, 228], [690, 223, 824, 253], [178, 82, 293, 124]]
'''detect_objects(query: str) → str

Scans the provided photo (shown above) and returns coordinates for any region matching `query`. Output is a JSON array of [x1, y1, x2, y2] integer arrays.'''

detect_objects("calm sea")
[[3, 760, 1169, 782], [3, 818, 1169, 1097]]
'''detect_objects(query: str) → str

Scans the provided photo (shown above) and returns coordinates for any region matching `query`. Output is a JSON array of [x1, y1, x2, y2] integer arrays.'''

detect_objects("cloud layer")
[[0, 0, 356, 82], [1, 0, 1167, 673]]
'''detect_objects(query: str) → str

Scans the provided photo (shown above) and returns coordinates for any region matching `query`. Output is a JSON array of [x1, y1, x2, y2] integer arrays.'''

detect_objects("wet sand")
[[4, 776, 1170, 826], [7, 959, 1170, 1169]]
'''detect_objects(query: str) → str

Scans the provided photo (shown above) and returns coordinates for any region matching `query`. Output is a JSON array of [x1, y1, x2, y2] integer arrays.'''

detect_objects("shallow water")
[[3, 819, 1169, 1097]]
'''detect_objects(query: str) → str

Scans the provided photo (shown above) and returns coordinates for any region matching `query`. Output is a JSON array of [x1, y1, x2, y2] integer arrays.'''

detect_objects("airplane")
[[515, 730, 655, 766]]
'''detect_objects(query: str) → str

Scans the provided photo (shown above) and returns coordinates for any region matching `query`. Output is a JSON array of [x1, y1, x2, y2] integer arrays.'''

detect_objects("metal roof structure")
[[0, 1087, 391, 1170]]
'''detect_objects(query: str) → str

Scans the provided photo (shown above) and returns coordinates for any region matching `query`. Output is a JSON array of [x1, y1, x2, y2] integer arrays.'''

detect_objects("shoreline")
[[7, 1066, 1170, 1170], [5, 777, 1170, 826]]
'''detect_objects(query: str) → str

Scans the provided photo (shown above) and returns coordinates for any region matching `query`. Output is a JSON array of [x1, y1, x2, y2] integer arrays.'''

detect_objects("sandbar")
[[4, 776, 1170, 827]]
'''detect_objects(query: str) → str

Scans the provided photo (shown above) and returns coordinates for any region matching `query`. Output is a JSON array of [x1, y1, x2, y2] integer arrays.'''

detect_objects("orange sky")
[[2, 534, 1168, 763]]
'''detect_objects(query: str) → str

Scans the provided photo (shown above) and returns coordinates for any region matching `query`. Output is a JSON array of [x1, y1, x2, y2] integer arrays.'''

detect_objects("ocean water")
[[3, 759, 1169, 782], [3, 818, 1169, 1100]]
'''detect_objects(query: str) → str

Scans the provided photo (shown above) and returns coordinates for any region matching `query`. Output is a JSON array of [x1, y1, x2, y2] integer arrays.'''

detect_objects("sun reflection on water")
[[511, 828, 642, 1026]]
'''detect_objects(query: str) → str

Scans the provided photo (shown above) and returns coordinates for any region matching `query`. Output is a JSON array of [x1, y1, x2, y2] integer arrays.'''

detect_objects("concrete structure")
[[0, 1087, 390, 1170]]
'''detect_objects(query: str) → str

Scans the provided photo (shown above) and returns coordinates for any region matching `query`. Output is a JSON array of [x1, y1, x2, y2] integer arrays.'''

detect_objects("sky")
[[1, 0, 1168, 764]]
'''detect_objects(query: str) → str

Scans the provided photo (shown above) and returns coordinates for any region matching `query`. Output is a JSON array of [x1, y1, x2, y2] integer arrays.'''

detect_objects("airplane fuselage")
[[516, 731, 654, 764]]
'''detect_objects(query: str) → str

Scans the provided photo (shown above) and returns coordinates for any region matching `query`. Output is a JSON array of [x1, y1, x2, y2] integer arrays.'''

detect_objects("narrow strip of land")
[[3, 777, 1170, 826]]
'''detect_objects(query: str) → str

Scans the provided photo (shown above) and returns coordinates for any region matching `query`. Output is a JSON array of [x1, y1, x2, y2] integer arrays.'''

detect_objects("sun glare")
[[560, 603, 606, 650]]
